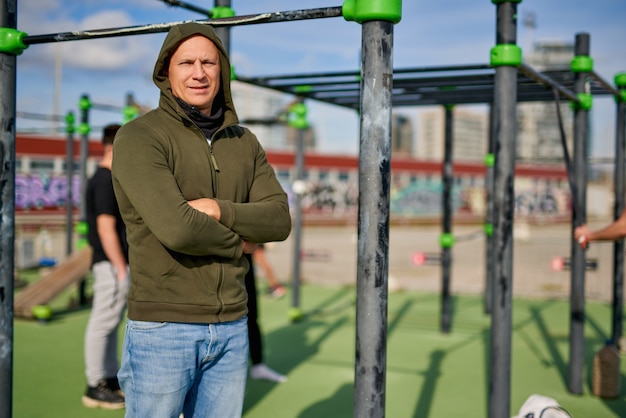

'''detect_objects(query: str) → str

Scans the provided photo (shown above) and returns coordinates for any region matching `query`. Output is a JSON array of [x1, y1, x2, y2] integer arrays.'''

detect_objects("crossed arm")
[[187, 198, 259, 255]]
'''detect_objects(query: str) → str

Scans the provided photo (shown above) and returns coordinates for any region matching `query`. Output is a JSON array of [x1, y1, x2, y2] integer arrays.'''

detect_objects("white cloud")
[[18, 8, 159, 72], [63, 10, 155, 71]]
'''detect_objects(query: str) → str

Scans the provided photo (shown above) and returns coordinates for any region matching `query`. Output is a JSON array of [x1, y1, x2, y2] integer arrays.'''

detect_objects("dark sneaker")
[[105, 376, 123, 395], [82, 380, 125, 410]]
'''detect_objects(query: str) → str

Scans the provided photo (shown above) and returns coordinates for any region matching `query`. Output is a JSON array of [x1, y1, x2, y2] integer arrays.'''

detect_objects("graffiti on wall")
[[15, 173, 81, 210], [284, 177, 570, 219], [16, 172, 571, 220]]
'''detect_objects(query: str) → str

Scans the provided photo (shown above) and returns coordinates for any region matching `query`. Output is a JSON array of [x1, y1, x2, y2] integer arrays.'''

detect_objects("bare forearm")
[[589, 220, 626, 241], [574, 209, 626, 247]]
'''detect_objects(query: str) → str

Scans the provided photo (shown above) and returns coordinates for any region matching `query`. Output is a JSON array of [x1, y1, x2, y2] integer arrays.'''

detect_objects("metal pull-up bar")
[[518, 63, 579, 103], [590, 70, 622, 97], [15, 7, 343, 46]]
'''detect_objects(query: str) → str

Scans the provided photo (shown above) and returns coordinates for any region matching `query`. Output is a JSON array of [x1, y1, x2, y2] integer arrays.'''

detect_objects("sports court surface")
[[13, 279, 625, 417]]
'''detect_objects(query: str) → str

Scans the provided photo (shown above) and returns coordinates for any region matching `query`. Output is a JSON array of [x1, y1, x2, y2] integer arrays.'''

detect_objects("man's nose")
[[191, 61, 205, 78]]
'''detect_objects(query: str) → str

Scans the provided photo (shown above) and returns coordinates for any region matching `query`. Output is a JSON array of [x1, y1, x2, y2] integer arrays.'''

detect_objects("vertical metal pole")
[[291, 128, 304, 312], [484, 103, 496, 315], [0, 1, 17, 415], [79, 106, 88, 226], [613, 89, 626, 345], [354, 20, 393, 418], [65, 116, 75, 256], [77, 95, 90, 305], [568, 32, 590, 395], [489, 2, 518, 417], [441, 105, 454, 333], [214, 0, 231, 53]]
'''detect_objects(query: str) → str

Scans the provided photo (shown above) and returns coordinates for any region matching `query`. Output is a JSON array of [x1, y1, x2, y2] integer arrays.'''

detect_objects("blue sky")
[[14, 0, 626, 157]]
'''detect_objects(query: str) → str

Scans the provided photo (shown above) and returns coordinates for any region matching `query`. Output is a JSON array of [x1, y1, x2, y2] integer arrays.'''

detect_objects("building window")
[[31, 160, 55, 172], [61, 162, 81, 172]]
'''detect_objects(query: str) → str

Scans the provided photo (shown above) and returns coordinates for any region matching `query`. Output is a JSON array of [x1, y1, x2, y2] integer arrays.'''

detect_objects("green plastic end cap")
[[288, 307, 303, 322], [291, 103, 307, 117], [619, 90, 626, 104], [65, 112, 75, 133], [439, 233, 455, 249], [75, 221, 88, 235], [570, 55, 594, 73], [342, 0, 402, 24], [294, 85, 313, 94], [76, 238, 89, 250], [230, 65, 236, 81], [289, 118, 309, 130], [78, 95, 92, 110], [484, 223, 494, 237], [484, 153, 495, 167], [123, 106, 138, 122], [570, 93, 592, 110], [289, 102, 309, 129], [77, 122, 91, 136], [0, 28, 28, 55], [32, 305, 52, 321], [490, 44, 522, 67], [615, 72, 626, 88], [211, 6, 236, 19]]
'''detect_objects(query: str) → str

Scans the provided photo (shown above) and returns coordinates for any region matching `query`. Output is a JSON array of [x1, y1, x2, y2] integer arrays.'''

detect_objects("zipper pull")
[[209, 147, 220, 172]]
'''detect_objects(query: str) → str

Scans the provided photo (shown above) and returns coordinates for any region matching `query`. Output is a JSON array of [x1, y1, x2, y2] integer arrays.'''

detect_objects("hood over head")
[[153, 22, 237, 123]]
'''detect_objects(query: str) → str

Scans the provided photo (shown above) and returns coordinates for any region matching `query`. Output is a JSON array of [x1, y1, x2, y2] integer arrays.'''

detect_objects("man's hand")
[[188, 198, 221, 221], [189, 199, 258, 255], [242, 241, 258, 255], [243, 240, 259, 254], [574, 225, 590, 249]]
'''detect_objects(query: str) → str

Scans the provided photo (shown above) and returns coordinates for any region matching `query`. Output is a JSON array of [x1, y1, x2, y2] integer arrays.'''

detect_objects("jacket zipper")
[[207, 130, 223, 316], [208, 143, 220, 172]]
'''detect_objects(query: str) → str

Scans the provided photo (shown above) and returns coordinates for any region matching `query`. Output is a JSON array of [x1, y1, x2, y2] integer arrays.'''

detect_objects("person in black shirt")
[[83, 124, 128, 410]]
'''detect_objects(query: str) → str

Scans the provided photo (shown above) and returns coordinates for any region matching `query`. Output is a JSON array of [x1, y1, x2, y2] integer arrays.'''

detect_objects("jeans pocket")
[[128, 319, 167, 331]]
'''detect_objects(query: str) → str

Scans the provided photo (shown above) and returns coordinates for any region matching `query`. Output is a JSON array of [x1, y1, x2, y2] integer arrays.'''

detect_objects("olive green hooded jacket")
[[112, 23, 291, 323]]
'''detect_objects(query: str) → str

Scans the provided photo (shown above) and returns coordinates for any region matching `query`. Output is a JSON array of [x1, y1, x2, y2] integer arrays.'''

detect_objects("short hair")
[[102, 124, 121, 146]]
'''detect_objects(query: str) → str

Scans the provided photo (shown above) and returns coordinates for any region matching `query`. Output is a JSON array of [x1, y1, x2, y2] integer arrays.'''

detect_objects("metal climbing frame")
[[238, 3, 624, 416], [2, 0, 624, 416]]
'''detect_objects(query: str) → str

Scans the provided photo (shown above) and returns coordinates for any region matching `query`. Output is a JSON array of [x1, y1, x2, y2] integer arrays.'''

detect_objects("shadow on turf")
[[245, 288, 626, 416], [514, 301, 626, 416], [244, 287, 354, 413], [298, 383, 353, 417], [244, 290, 486, 417]]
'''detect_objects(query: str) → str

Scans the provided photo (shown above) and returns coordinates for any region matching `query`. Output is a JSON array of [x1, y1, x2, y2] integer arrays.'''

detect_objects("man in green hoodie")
[[112, 22, 291, 417]]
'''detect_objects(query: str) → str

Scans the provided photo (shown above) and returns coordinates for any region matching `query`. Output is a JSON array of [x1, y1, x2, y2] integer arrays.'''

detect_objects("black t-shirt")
[[86, 166, 128, 265]]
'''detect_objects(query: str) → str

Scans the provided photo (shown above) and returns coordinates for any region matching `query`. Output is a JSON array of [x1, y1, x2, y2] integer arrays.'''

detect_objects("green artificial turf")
[[11, 283, 626, 417]]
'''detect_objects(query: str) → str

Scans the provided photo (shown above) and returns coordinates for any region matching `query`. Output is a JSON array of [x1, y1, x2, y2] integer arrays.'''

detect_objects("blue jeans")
[[118, 317, 249, 418]]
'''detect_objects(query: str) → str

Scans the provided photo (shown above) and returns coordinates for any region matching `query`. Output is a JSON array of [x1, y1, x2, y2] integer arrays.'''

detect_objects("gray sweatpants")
[[84, 261, 129, 387]]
